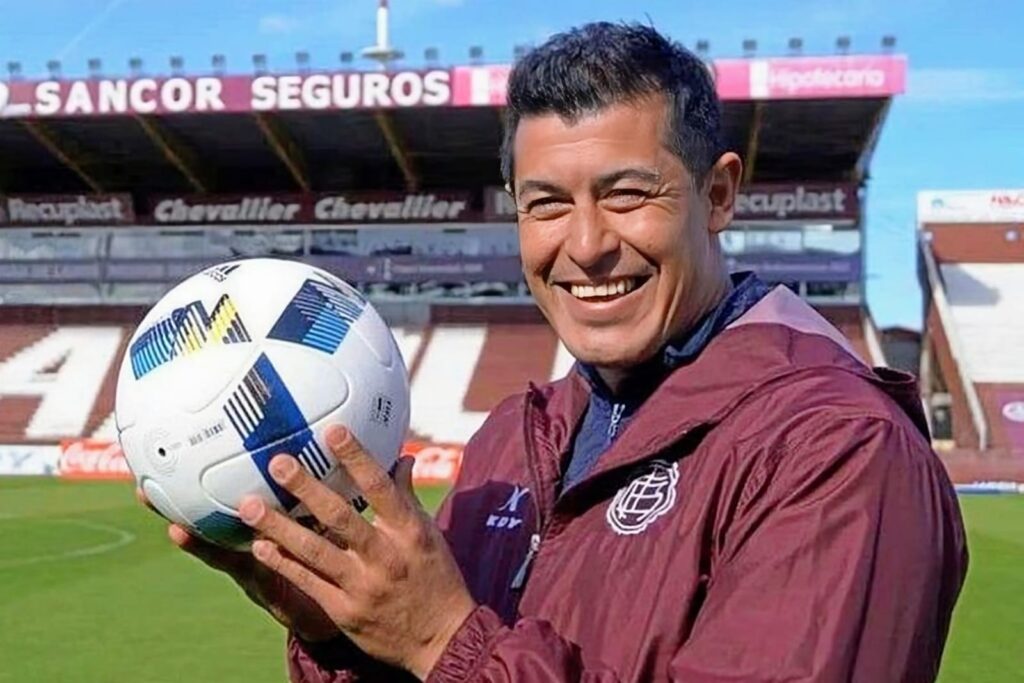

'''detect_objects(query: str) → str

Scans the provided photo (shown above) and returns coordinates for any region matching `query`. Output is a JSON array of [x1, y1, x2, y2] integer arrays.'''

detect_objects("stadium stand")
[[0, 38, 926, 481], [919, 190, 1024, 462]]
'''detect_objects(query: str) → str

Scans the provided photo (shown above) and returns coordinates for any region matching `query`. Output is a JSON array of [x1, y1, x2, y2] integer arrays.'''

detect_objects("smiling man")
[[164, 22, 968, 683]]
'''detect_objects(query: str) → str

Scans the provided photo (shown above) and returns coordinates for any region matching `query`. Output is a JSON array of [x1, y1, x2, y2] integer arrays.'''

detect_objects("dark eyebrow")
[[516, 180, 568, 202], [593, 168, 663, 193]]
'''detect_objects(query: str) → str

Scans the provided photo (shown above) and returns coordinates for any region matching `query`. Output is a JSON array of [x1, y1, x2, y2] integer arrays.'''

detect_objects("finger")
[[268, 454, 376, 554], [168, 524, 248, 575], [238, 495, 355, 584], [325, 426, 412, 523], [393, 456, 418, 505], [251, 539, 347, 616]]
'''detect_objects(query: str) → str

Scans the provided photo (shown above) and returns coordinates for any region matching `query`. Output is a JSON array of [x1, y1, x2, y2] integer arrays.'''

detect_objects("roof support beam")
[[19, 120, 105, 192], [373, 111, 419, 191], [254, 112, 311, 192], [135, 115, 213, 193], [851, 99, 892, 183], [742, 101, 764, 184]]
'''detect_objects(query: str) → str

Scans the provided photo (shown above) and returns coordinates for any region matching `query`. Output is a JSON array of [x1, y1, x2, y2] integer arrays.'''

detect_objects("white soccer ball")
[[115, 258, 410, 549]]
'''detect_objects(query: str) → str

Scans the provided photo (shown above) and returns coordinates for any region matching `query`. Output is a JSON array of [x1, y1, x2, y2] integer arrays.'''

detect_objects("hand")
[[136, 489, 338, 643], [238, 425, 476, 681]]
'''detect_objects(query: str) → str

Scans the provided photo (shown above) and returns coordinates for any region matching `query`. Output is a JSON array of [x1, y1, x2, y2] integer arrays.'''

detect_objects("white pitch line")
[[0, 517, 136, 569]]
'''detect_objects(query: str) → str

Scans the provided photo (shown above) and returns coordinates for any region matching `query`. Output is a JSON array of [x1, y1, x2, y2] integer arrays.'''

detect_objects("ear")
[[705, 152, 743, 235]]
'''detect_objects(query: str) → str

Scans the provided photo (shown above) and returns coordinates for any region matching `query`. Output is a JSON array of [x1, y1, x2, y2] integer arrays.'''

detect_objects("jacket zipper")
[[510, 389, 556, 593], [608, 402, 626, 439], [510, 532, 541, 590]]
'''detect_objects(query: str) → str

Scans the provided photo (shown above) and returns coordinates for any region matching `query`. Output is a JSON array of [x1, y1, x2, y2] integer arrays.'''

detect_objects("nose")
[[564, 202, 620, 269]]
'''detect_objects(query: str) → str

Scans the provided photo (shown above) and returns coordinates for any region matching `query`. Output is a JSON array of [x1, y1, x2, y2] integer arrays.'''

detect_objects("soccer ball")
[[115, 258, 410, 549]]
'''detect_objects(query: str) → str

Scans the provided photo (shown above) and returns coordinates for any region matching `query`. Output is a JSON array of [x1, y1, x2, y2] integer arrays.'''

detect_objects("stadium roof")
[[0, 55, 906, 201]]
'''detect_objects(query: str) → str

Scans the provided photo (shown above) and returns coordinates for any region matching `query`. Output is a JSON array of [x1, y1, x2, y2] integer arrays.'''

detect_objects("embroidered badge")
[[606, 460, 679, 535]]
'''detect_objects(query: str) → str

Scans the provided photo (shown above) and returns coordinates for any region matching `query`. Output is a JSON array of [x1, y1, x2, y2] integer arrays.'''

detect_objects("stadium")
[[0, 4, 1021, 681]]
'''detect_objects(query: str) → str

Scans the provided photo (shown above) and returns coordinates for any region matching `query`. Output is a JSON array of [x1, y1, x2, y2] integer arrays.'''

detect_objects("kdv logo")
[[486, 485, 530, 531]]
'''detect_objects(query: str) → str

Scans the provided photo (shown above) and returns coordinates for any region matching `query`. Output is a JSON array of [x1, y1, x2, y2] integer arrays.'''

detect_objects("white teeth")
[[569, 277, 638, 300]]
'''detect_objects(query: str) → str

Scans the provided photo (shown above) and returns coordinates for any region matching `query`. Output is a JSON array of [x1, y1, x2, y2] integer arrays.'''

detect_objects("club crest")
[[606, 459, 679, 536]]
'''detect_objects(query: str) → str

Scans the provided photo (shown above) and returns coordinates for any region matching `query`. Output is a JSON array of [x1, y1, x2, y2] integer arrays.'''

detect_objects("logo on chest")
[[486, 485, 530, 531], [606, 460, 680, 536]]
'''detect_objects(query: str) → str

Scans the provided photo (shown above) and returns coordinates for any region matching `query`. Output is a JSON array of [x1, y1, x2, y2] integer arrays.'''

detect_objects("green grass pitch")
[[0, 477, 1020, 682]]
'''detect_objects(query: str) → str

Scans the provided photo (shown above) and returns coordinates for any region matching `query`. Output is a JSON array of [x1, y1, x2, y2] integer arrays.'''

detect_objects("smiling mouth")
[[558, 276, 650, 302]]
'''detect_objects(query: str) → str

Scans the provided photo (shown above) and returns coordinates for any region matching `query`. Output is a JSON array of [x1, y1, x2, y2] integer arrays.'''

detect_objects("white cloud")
[[259, 13, 303, 35], [906, 67, 1024, 103]]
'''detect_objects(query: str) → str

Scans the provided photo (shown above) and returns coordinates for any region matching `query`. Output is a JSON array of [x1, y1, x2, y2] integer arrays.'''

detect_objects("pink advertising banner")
[[714, 55, 907, 100], [0, 55, 906, 118], [0, 70, 452, 118]]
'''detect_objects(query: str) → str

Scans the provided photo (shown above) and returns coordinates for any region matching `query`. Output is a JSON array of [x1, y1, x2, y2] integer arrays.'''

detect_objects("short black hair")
[[501, 22, 723, 189]]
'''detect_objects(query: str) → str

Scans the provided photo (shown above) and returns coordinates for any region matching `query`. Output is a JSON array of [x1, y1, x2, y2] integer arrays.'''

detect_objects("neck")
[[593, 270, 733, 396]]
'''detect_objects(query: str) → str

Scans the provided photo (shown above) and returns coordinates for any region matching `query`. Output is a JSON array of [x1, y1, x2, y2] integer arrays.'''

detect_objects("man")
[[162, 22, 967, 682]]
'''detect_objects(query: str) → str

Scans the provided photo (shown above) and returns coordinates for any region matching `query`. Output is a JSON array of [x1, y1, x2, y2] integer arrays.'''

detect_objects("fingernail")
[[270, 455, 298, 482], [326, 425, 348, 449], [238, 497, 264, 524], [252, 540, 272, 561]]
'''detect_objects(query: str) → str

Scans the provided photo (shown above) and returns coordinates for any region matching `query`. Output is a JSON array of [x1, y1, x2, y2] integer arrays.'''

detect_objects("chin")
[[564, 332, 661, 371]]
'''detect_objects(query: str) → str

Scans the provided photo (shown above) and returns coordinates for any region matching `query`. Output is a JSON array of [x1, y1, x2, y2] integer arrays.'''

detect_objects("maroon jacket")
[[289, 286, 968, 682]]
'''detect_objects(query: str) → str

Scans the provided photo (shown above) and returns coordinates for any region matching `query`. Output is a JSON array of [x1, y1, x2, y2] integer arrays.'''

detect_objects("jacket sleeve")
[[671, 414, 968, 682], [421, 415, 967, 683]]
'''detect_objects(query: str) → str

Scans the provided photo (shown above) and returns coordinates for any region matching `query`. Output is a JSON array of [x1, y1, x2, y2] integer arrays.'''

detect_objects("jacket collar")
[[575, 272, 771, 403], [524, 285, 905, 512]]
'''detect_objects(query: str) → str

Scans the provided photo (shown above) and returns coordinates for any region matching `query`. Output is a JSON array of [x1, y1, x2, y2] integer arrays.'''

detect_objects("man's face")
[[513, 95, 738, 370]]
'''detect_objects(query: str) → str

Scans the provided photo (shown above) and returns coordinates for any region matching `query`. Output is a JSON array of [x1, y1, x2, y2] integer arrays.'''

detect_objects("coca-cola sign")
[[58, 439, 132, 480], [404, 442, 464, 485], [0, 194, 135, 226], [735, 183, 859, 221], [53, 438, 460, 484]]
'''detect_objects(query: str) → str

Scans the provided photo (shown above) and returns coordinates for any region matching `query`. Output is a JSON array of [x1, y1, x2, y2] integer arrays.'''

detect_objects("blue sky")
[[2, 0, 1022, 329]]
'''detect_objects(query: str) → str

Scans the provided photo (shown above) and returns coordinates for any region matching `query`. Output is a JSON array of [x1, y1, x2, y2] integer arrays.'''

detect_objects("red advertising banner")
[[59, 439, 132, 480], [58, 439, 463, 485], [714, 55, 907, 100], [149, 191, 475, 225], [403, 441, 464, 485], [0, 70, 451, 118], [0, 193, 135, 226], [735, 183, 860, 221]]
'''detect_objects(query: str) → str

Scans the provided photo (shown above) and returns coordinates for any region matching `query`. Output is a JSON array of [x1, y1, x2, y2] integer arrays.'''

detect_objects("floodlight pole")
[[362, 0, 403, 71]]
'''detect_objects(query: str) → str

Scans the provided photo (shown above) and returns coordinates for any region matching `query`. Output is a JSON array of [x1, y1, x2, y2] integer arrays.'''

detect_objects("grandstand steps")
[[0, 306, 891, 447], [939, 263, 1024, 453], [0, 326, 124, 440]]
